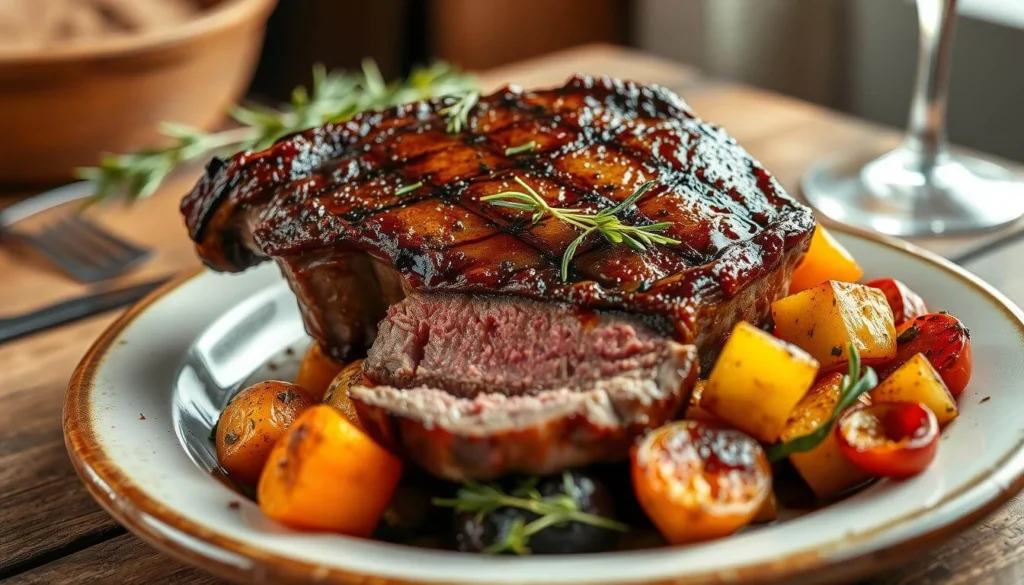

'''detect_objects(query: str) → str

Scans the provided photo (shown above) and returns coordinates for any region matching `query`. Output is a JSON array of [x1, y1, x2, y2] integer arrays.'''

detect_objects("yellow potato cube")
[[771, 281, 896, 368], [780, 373, 873, 500], [871, 353, 958, 426], [700, 322, 819, 442]]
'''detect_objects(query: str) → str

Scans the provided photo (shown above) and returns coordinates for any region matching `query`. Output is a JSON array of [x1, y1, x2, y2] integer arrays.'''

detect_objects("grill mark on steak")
[[181, 75, 814, 362]]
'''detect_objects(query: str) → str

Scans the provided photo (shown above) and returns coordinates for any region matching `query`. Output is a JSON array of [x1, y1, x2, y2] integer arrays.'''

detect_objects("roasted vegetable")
[[778, 373, 874, 499], [788, 224, 863, 294], [632, 420, 771, 544], [295, 343, 344, 398], [771, 280, 896, 368], [866, 278, 928, 327], [216, 381, 314, 485], [437, 471, 625, 555], [836, 402, 939, 479], [258, 405, 402, 534], [876, 313, 972, 397], [871, 353, 958, 426], [323, 359, 365, 428], [700, 322, 819, 442], [683, 380, 718, 422]]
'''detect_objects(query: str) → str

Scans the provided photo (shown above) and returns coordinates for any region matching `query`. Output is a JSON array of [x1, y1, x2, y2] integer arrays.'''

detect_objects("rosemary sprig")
[[481, 176, 680, 281], [394, 181, 423, 197], [433, 474, 628, 555], [766, 343, 878, 462], [79, 60, 477, 204], [439, 90, 480, 133], [505, 141, 537, 156]]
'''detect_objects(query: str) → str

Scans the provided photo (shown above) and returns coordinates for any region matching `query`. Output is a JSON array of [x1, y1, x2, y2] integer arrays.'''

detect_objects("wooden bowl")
[[0, 0, 277, 184]]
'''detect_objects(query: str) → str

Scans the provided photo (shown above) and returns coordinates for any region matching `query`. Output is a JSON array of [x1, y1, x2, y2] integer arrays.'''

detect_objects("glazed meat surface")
[[181, 75, 814, 364]]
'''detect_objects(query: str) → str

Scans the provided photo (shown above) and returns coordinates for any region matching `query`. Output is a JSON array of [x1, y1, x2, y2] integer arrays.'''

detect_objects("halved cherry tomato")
[[865, 278, 928, 326], [632, 420, 771, 544], [835, 402, 939, 479], [876, 313, 972, 397]]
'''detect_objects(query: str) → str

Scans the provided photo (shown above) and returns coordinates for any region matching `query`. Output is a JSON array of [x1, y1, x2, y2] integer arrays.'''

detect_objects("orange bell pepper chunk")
[[258, 405, 402, 535], [789, 224, 863, 294]]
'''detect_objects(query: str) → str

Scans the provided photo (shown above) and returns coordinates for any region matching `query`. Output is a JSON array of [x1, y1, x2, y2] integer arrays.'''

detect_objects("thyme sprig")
[[433, 474, 628, 555], [481, 176, 680, 281], [79, 60, 477, 203], [439, 90, 480, 133], [766, 343, 879, 462]]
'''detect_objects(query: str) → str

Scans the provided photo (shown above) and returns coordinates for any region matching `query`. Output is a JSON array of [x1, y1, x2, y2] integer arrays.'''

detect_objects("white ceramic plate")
[[64, 229, 1024, 585]]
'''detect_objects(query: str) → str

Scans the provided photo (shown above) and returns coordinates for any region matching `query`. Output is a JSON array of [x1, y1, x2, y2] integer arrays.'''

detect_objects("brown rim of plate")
[[0, 0, 277, 65], [64, 226, 1024, 585]]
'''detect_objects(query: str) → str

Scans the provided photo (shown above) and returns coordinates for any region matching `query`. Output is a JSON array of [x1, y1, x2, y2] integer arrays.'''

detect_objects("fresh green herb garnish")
[[504, 141, 537, 156], [439, 90, 480, 133], [433, 474, 628, 555], [79, 60, 476, 203], [481, 176, 679, 281], [766, 343, 878, 463], [394, 181, 423, 197]]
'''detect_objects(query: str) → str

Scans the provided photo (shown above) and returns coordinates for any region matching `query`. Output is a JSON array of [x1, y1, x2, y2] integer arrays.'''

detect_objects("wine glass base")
[[801, 146, 1024, 236]]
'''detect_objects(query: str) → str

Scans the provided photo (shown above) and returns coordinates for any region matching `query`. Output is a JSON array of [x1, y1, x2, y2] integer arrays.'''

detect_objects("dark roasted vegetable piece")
[[446, 471, 623, 555]]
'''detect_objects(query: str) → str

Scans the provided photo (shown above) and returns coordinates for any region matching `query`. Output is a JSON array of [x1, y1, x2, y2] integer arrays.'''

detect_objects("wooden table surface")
[[2, 44, 1024, 585]]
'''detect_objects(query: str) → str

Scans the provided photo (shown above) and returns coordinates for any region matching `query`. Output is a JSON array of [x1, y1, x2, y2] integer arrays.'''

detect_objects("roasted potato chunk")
[[789, 224, 863, 294], [323, 359, 365, 428], [700, 322, 819, 443], [258, 405, 403, 535], [295, 343, 344, 398], [871, 353, 958, 426], [216, 381, 315, 485], [772, 281, 896, 368], [779, 373, 874, 500]]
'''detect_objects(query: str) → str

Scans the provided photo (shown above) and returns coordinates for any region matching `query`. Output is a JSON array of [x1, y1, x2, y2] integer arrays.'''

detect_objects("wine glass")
[[801, 0, 1024, 236]]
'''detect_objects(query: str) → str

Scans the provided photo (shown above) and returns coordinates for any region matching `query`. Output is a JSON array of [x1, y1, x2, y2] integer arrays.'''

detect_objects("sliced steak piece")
[[180, 75, 815, 365], [349, 293, 698, 480]]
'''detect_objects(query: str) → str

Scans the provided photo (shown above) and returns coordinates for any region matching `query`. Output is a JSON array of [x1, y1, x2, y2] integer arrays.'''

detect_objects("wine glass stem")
[[906, 0, 958, 169]]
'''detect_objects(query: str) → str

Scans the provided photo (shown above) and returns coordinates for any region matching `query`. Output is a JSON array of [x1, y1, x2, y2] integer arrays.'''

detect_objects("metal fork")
[[1, 182, 151, 283]]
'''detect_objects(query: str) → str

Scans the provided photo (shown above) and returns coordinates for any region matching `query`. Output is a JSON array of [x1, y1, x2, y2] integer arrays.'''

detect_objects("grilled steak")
[[351, 293, 697, 480], [180, 75, 814, 479]]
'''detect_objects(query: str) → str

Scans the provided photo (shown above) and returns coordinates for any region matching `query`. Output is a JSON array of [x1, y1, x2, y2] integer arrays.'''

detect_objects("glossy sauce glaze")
[[181, 75, 814, 344]]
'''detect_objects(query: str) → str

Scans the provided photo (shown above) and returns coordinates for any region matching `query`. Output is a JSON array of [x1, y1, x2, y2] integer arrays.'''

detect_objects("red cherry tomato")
[[876, 313, 972, 397], [835, 402, 939, 479], [865, 278, 928, 326]]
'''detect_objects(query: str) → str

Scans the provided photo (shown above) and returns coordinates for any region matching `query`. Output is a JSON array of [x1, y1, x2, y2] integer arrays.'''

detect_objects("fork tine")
[[66, 215, 150, 260], [17, 231, 102, 283]]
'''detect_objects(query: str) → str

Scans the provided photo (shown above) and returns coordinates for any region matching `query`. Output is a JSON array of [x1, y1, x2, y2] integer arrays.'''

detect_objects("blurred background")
[[247, 0, 1024, 162], [1, 0, 1022, 186]]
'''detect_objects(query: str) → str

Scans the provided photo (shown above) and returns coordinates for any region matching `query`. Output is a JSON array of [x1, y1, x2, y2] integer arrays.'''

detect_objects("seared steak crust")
[[181, 75, 814, 361], [350, 294, 698, 480]]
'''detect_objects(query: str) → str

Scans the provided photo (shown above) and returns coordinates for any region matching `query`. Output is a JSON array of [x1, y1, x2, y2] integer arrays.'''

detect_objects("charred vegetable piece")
[[835, 402, 939, 479], [216, 381, 314, 485], [437, 471, 625, 555], [778, 373, 874, 499], [788, 224, 863, 294], [701, 322, 819, 443], [865, 278, 928, 327], [323, 359, 365, 428], [295, 343, 344, 398], [632, 420, 771, 544], [876, 313, 972, 397], [772, 280, 896, 368], [258, 405, 402, 534], [872, 353, 958, 426]]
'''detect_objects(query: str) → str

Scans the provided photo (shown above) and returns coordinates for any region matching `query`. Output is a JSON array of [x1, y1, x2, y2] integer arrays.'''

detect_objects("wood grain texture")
[[5, 535, 226, 585], [1, 44, 1023, 584]]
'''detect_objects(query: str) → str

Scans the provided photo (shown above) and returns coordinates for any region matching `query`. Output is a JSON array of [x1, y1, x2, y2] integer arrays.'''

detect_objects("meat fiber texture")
[[350, 294, 698, 480]]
